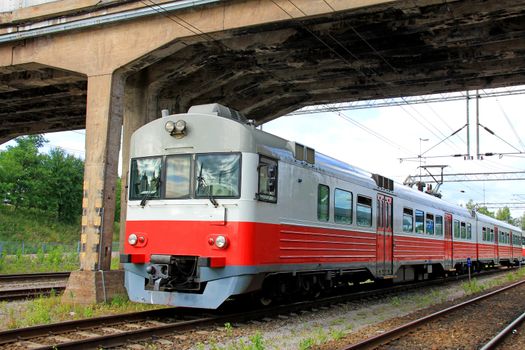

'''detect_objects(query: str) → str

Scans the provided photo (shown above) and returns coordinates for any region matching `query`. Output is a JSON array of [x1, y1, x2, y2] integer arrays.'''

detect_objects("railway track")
[[341, 278, 525, 350], [479, 310, 525, 350], [0, 286, 66, 301], [0, 272, 70, 282], [0, 268, 516, 349], [0, 272, 70, 301]]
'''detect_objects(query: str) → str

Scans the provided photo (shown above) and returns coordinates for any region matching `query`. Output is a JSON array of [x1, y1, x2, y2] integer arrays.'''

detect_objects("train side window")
[[257, 156, 278, 203], [435, 215, 443, 236], [356, 195, 372, 227], [317, 184, 330, 221], [453, 220, 460, 238], [490, 229, 494, 242], [334, 189, 353, 224], [426, 213, 434, 235], [460, 222, 466, 239], [467, 223, 472, 239], [482, 227, 487, 241], [415, 210, 424, 234], [403, 208, 413, 233]]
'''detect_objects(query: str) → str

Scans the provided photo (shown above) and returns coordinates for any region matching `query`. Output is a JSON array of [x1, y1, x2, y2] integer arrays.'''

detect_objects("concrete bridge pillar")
[[63, 73, 126, 304]]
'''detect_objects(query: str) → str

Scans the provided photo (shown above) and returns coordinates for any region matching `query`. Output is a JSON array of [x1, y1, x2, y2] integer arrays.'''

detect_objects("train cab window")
[[454, 220, 460, 238], [356, 195, 372, 227], [257, 156, 278, 203], [165, 155, 192, 199], [334, 189, 353, 224], [460, 222, 466, 239], [130, 157, 162, 200], [317, 184, 330, 221], [195, 153, 241, 198], [403, 208, 413, 233], [426, 213, 434, 235], [415, 210, 424, 234], [467, 223, 472, 240], [435, 215, 443, 236]]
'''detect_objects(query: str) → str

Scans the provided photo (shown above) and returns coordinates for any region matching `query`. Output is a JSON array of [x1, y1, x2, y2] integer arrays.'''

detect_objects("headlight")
[[128, 233, 138, 246], [165, 121, 175, 133], [175, 120, 186, 132], [215, 235, 228, 249]]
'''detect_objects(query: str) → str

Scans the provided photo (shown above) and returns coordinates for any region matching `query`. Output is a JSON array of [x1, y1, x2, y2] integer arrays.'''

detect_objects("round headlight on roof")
[[175, 120, 186, 132], [128, 233, 138, 246], [165, 121, 175, 134]]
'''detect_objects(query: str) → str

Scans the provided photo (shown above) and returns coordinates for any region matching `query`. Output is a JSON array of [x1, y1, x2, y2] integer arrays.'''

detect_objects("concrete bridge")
[[1, 0, 525, 302]]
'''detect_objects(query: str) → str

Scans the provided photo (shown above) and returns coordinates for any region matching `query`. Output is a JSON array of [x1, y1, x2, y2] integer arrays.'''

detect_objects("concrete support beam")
[[65, 72, 125, 303], [80, 73, 123, 271]]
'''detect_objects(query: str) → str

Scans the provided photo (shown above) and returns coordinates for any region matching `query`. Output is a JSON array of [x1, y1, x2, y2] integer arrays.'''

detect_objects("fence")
[[0, 241, 120, 255]]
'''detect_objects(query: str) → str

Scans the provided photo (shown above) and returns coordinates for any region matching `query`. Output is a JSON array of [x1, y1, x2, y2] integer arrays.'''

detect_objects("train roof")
[[138, 103, 521, 231]]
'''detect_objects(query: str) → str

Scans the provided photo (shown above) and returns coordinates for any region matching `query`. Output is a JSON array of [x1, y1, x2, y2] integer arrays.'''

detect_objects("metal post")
[[466, 90, 470, 158], [476, 90, 480, 159]]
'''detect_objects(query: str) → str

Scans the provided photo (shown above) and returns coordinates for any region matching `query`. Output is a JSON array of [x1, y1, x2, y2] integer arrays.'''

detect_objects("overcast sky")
[[2, 87, 524, 219]]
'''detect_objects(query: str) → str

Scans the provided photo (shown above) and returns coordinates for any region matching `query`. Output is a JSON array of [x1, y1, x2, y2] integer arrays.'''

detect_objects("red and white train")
[[121, 103, 523, 309]]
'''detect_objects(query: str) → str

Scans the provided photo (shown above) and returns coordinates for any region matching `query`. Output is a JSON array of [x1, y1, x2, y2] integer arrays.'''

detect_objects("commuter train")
[[121, 103, 523, 309]]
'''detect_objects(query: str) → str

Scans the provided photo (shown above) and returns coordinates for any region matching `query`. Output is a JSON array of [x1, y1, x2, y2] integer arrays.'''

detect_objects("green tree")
[[41, 148, 84, 223], [495, 206, 513, 224], [465, 199, 494, 218], [0, 135, 47, 209], [0, 136, 84, 224]]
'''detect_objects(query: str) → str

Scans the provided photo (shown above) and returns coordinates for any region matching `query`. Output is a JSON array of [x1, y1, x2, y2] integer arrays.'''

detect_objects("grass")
[[0, 205, 121, 255], [0, 246, 80, 273], [0, 205, 80, 243], [0, 292, 162, 329], [0, 246, 121, 273]]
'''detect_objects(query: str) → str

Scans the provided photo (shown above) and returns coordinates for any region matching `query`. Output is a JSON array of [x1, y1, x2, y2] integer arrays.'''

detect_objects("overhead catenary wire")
[[494, 97, 525, 151], [281, 0, 465, 157]]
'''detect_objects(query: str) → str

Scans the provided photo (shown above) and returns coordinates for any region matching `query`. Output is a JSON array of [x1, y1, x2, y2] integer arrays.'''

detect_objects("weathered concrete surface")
[[62, 270, 125, 304], [3, 0, 525, 142]]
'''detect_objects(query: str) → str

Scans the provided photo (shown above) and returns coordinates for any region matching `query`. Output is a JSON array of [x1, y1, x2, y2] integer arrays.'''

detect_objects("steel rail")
[[1, 268, 514, 349], [0, 272, 70, 282], [479, 311, 525, 350], [0, 286, 66, 301], [340, 278, 525, 350]]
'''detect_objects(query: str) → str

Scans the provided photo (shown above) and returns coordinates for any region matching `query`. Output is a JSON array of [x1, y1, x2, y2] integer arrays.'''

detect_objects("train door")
[[444, 213, 453, 270], [494, 226, 499, 264], [376, 194, 393, 276]]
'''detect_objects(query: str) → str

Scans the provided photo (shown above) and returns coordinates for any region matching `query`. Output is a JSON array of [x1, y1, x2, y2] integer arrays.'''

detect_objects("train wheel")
[[259, 296, 273, 307]]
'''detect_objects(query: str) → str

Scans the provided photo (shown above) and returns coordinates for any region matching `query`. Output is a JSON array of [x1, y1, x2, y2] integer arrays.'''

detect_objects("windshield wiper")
[[140, 178, 160, 208], [140, 192, 151, 208], [197, 165, 219, 208]]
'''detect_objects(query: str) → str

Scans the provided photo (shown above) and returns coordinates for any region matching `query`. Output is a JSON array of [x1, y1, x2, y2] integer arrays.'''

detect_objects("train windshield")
[[195, 154, 241, 198], [129, 157, 162, 200]]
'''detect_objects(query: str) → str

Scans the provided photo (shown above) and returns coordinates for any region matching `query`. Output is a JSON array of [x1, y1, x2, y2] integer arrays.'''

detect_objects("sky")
[[1, 87, 524, 219]]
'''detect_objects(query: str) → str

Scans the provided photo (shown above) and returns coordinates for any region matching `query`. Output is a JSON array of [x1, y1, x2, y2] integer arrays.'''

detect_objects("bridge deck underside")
[[1, 0, 525, 142]]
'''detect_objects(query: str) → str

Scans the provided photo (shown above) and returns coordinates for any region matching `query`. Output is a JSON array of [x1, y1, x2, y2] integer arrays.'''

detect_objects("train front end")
[[121, 105, 261, 309]]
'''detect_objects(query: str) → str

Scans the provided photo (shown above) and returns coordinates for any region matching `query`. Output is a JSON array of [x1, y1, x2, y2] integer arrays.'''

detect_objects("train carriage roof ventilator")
[[188, 103, 248, 123], [287, 141, 315, 165], [372, 174, 394, 192]]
